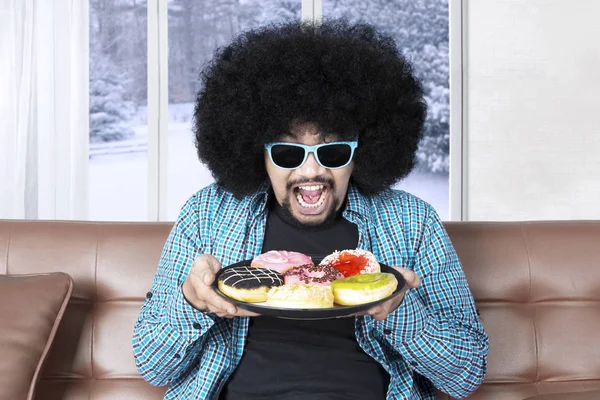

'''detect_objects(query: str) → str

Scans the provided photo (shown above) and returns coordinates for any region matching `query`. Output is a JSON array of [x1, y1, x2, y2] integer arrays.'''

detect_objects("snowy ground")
[[89, 105, 449, 222]]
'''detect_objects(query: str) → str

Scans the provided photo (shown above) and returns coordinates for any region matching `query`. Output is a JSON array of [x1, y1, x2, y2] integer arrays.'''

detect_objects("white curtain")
[[0, 0, 89, 220]]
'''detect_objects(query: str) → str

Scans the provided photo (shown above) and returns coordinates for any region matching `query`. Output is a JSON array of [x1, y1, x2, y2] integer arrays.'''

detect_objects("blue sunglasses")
[[265, 141, 358, 170]]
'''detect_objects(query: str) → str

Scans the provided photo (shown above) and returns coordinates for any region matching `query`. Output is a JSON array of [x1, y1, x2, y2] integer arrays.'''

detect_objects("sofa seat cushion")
[[524, 390, 600, 400], [0, 273, 73, 400]]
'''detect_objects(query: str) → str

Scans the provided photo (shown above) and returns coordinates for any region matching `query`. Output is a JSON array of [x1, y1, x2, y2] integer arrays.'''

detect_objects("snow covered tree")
[[167, 0, 300, 103], [251, 0, 301, 26], [166, 0, 448, 173], [324, 0, 450, 174], [89, 51, 135, 143], [90, 0, 147, 107]]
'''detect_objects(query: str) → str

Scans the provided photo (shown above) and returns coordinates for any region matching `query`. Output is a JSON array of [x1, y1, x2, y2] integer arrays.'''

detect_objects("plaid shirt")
[[133, 183, 489, 399]]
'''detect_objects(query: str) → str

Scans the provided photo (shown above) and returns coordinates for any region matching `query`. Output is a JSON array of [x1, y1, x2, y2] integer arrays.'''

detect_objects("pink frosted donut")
[[283, 264, 344, 286], [251, 250, 313, 274], [319, 249, 380, 277]]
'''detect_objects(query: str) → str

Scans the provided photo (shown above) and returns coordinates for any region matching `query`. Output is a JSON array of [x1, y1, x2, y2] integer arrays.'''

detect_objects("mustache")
[[286, 176, 335, 191]]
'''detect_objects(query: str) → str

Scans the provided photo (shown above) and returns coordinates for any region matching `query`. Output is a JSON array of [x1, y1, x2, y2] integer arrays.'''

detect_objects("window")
[[167, 1, 301, 220], [323, 0, 450, 219], [88, 0, 454, 222], [89, 0, 148, 221]]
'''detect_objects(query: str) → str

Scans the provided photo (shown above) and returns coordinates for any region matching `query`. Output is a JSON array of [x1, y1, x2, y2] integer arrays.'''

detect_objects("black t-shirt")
[[219, 200, 390, 400]]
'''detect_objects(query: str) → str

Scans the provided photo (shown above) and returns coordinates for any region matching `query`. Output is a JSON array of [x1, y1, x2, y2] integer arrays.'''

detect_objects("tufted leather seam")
[[4, 222, 12, 274], [475, 378, 600, 384], [37, 377, 169, 383], [463, 299, 600, 305], [91, 225, 101, 381], [522, 224, 540, 387]]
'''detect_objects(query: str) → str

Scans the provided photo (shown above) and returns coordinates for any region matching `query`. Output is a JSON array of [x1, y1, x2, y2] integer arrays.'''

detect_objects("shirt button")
[[174, 353, 181, 359], [383, 328, 392, 335], [193, 322, 201, 330], [146, 291, 153, 299]]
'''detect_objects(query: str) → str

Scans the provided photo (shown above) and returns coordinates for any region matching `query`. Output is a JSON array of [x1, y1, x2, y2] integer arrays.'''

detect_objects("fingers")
[[346, 288, 405, 321], [203, 254, 223, 273], [193, 255, 222, 285], [367, 305, 387, 320], [209, 303, 259, 318], [347, 309, 389, 320], [202, 269, 215, 286], [188, 255, 260, 318], [235, 309, 260, 317], [214, 311, 232, 318], [189, 273, 235, 315], [392, 267, 421, 289], [212, 307, 259, 318], [189, 273, 259, 318]]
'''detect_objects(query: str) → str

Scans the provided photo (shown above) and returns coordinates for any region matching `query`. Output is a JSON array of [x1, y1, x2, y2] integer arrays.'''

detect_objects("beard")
[[277, 176, 341, 230], [279, 196, 342, 230]]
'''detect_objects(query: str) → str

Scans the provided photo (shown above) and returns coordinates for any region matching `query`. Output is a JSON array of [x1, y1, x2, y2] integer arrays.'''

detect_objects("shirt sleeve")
[[383, 206, 489, 399], [132, 194, 219, 386]]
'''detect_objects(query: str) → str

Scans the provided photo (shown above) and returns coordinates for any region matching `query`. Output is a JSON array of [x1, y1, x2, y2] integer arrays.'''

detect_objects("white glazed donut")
[[266, 284, 334, 308]]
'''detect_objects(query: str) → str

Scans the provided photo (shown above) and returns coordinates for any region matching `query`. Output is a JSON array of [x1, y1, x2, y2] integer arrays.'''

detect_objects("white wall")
[[465, 0, 600, 221]]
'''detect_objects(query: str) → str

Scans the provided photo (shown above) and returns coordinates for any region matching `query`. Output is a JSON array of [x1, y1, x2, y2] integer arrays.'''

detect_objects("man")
[[133, 19, 488, 400]]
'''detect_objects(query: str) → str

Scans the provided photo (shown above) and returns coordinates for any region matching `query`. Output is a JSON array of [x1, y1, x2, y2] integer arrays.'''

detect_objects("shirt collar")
[[248, 181, 271, 218], [249, 180, 372, 222], [344, 183, 372, 222]]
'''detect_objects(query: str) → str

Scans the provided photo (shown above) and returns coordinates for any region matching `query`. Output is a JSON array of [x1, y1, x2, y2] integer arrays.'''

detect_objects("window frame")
[[142, 0, 464, 222], [147, 0, 169, 221], [449, 0, 467, 220]]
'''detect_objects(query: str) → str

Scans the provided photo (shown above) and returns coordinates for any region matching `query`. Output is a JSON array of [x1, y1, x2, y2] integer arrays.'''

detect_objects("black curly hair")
[[194, 18, 427, 198]]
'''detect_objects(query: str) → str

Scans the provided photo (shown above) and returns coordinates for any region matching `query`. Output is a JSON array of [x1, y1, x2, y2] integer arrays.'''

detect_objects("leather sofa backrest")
[[442, 222, 600, 399], [1, 220, 599, 400], [0, 221, 171, 399]]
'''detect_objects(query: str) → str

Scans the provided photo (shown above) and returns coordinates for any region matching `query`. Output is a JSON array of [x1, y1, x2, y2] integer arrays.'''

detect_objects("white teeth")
[[296, 190, 327, 208], [298, 185, 324, 191]]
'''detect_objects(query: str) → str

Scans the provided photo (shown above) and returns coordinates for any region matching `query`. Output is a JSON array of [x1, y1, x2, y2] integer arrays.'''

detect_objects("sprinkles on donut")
[[283, 263, 344, 286]]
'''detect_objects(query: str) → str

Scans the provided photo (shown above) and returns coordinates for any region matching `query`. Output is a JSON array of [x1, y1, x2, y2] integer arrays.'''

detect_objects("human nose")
[[297, 151, 326, 177]]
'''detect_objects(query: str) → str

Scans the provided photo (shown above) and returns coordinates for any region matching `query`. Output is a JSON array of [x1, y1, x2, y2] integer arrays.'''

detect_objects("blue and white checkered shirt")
[[133, 183, 489, 399]]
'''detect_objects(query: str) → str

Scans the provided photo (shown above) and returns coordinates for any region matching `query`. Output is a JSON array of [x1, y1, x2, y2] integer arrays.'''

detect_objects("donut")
[[251, 250, 313, 274], [217, 266, 284, 303], [319, 249, 380, 277], [266, 284, 334, 308], [283, 264, 344, 286], [330, 273, 398, 306]]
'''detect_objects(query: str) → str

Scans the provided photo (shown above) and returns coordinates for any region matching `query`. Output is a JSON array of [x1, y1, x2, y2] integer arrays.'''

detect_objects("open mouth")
[[293, 184, 328, 214]]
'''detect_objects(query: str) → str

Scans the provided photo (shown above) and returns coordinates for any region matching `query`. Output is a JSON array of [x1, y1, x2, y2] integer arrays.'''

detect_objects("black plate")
[[212, 259, 406, 320]]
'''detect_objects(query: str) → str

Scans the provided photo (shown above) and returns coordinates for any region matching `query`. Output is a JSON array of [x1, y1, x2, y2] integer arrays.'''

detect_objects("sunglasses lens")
[[317, 144, 353, 168], [270, 144, 306, 168]]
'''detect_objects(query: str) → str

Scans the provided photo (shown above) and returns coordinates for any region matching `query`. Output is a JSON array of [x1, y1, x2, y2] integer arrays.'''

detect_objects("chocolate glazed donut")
[[218, 266, 284, 303]]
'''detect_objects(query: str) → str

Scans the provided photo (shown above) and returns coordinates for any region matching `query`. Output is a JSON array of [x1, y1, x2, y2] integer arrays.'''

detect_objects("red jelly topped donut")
[[319, 249, 380, 278], [283, 264, 344, 286]]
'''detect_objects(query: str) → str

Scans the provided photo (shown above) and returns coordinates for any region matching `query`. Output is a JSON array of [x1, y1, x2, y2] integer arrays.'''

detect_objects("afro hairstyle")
[[194, 18, 427, 198]]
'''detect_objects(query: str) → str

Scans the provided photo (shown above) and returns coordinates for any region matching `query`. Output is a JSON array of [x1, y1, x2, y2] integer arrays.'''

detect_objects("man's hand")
[[355, 267, 421, 321], [182, 255, 259, 318]]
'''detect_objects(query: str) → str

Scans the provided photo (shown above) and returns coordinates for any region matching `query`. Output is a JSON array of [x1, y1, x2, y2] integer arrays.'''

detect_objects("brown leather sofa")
[[0, 220, 599, 400]]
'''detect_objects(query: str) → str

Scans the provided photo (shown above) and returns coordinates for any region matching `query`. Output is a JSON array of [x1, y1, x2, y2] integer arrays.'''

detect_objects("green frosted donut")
[[331, 272, 398, 306], [331, 272, 396, 290]]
